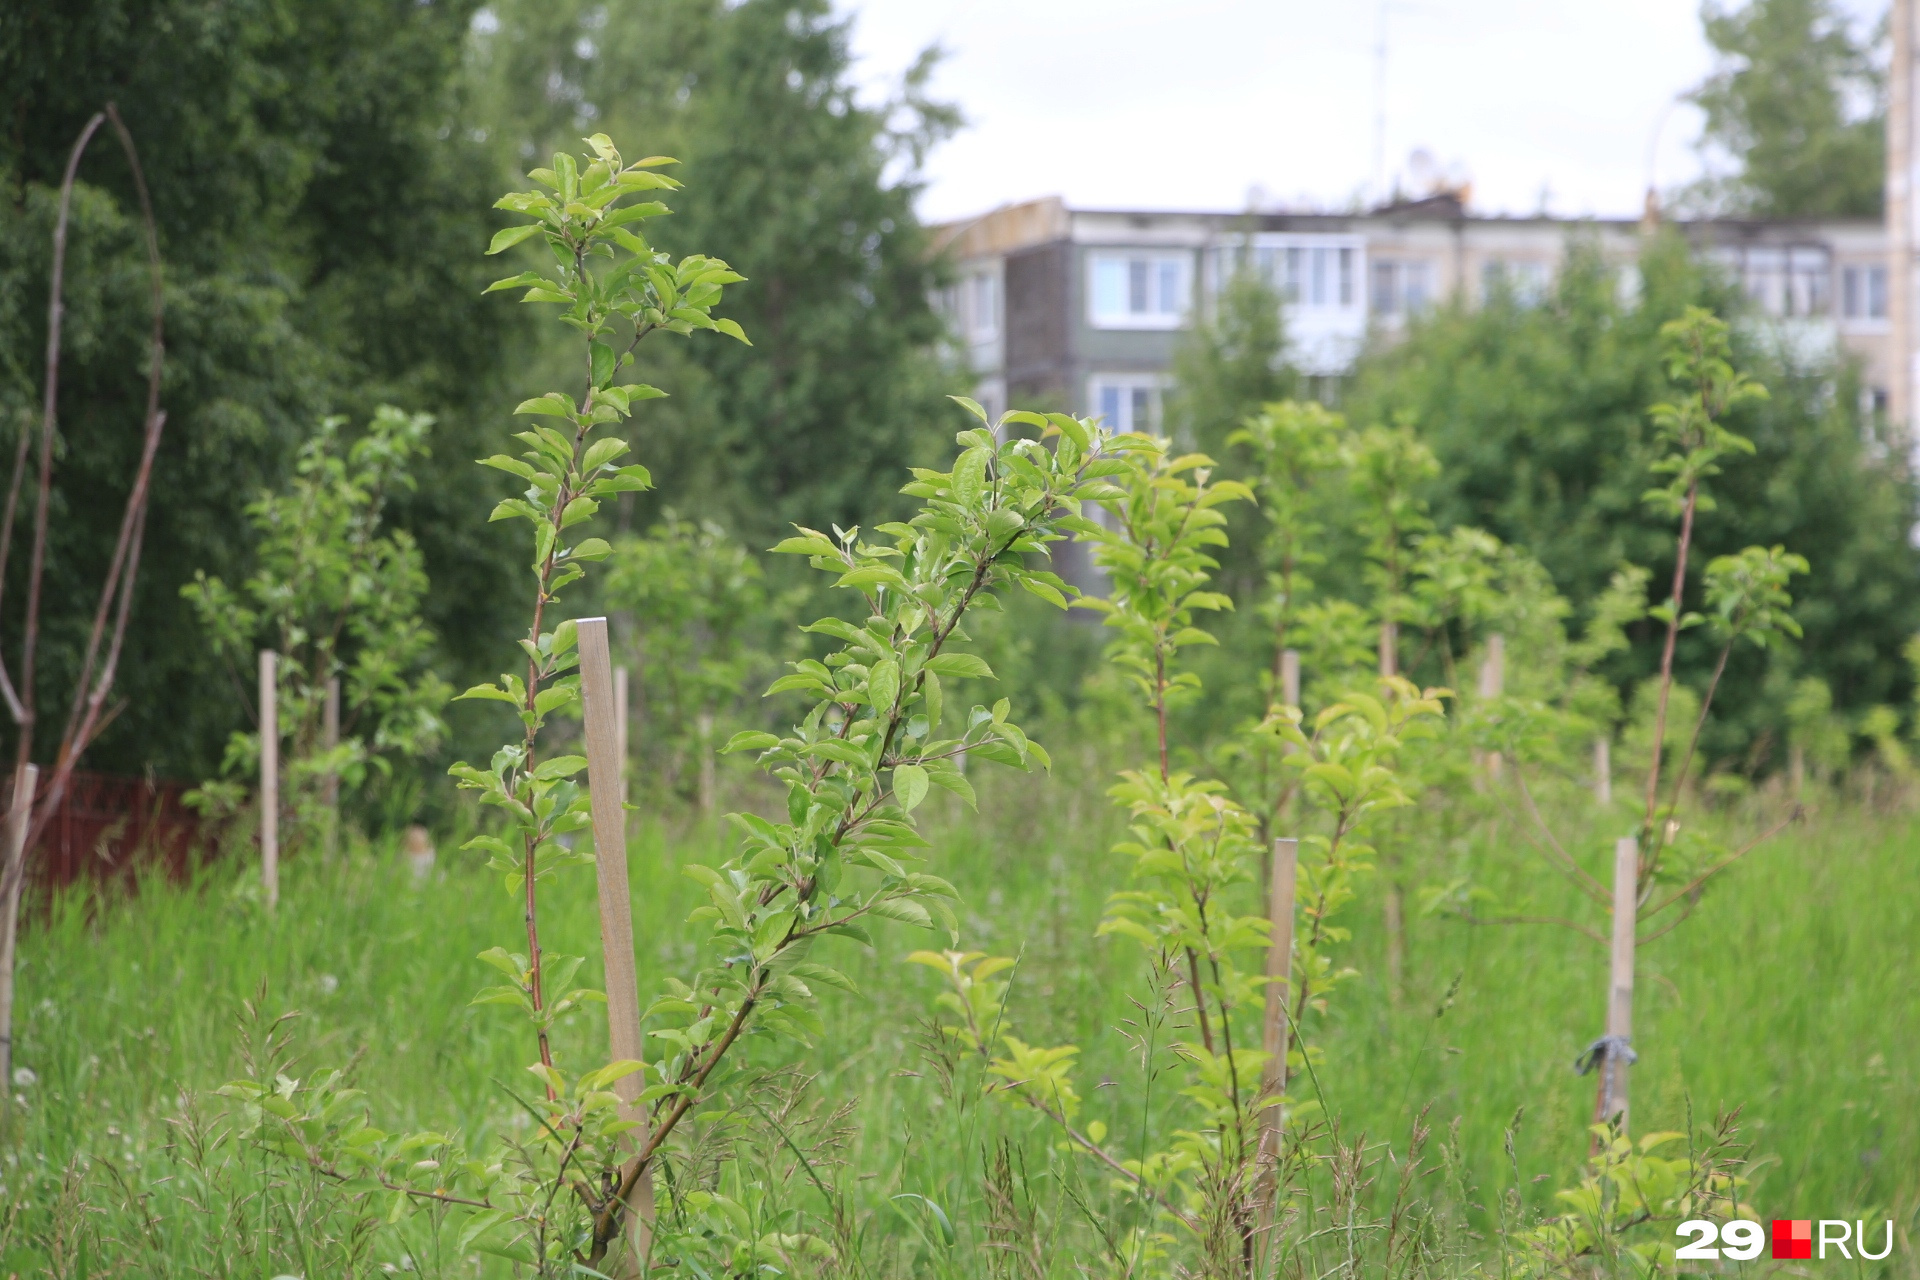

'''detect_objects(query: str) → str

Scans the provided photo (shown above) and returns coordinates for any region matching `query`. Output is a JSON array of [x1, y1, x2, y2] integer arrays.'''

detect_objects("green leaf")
[[480, 454, 537, 480], [455, 683, 520, 705], [483, 270, 547, 294], [868, 658, 900, 713], [926, 763, 976, 809], [534, 755, 587, 780], [868, 897, 932, 928], [892, 763, 929, 812], [924, 653, 993, 680], [487, 224, 542, 255], [570, 537, 613, 561], [773, 533, 840, 557], [514, 393, 574, 418], [581, 436, 628, 473], [591, 341, 614, 388]]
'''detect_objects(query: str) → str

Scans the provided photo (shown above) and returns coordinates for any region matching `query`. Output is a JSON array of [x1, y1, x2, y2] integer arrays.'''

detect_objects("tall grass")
[[1, 766, 1914, 1275]]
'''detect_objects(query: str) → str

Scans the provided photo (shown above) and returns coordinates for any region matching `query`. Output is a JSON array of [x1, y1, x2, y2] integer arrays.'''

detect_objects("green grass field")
[[1, 764, 1915, 1276]]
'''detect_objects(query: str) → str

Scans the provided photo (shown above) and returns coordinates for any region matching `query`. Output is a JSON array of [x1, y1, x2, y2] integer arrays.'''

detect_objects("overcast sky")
[[839, 0, 1886, 224]]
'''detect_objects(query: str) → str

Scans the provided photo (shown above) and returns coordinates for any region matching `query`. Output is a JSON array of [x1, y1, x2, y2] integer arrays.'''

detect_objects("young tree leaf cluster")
[[181, 406, 450, 843]]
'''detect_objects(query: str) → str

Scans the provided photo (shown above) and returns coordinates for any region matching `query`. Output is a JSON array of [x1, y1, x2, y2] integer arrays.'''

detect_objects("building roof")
[[928, 195, 1885, 261]]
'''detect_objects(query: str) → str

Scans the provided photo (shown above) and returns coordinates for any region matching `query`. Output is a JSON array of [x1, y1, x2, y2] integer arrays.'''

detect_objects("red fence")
[[24, 771, 206, 893]]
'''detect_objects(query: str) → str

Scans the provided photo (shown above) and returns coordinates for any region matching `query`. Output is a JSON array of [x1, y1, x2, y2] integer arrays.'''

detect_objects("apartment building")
[[929, 194, 1894, 431]]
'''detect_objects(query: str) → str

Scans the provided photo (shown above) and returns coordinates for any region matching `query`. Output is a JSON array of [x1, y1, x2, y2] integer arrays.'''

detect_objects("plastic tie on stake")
[[1573, 1034, 1636, 1076]]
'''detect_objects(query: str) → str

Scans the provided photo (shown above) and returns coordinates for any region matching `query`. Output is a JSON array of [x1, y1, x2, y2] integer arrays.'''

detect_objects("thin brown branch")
[[58, 404, 164, 759], [1644, 636, 1734, 892], [0, 108, 168, 901], [14, 107, 168, 877], [16, 111, 108, 775], [1641, 481, 1699, 836], [1505, 766, 1611, 905], [1636, 804, 1800, 930], [1456, 911, 1607, 945], [1017, 1088, 1202, 1232], [0, 422, 33, 723]]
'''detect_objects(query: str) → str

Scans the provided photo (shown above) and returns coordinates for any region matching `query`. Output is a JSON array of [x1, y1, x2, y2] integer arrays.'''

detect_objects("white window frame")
[[968, 268, 1000, 341], [1716, 245, 1832, 319], [1087, 251, 1192, 330], [1479, 257, 1552, 306], [1840, 262, 1889, 327], [1208, 234, 1366, 314], [1368, 257, 1435, 318], [1087, 373, 1169, 433]]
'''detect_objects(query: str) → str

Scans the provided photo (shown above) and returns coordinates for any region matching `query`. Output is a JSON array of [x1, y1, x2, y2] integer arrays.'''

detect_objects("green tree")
[[471, 0, 959, 544], [1341, 236, 1920, 761], [601, 513, 795, 810], [1686, 0, 1884, 217], [1168, 262, 1294, 597], [0, 0, 523, 777], [182, 407, 451, 842]]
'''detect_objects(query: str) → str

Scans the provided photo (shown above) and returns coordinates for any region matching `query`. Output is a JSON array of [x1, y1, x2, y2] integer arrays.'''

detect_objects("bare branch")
[[1457, 910, 1608, 945], [1504, 765, 1611, 905], [0, 424, 33, 723], [1636, 804, 1801, 933], [0, 104, 167, 903], [14, 111, 108, 775]]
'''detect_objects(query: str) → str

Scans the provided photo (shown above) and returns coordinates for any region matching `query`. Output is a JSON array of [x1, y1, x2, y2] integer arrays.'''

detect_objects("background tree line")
[[0, 0, 1909, 800], [0, 0, 955, 786]]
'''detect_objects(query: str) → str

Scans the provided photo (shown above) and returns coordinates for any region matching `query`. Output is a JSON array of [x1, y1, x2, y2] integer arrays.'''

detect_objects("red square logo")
[[1773, 1219, 1812, 1260]]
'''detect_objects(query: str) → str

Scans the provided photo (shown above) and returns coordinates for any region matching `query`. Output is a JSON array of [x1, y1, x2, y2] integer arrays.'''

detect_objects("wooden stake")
[[0, 763, 40, 1096], [1478, 633, 1505, 780], [259, 649, 278, 911], [1601, 835, 1638, 1127], [696, 710, 716, 817], [613, 665, 630, 809], [1594, 736, 1613, 806], [1280, 648, 1300, 712], [1378, 619, 1398, 678], [577, 618, 652, 1269], [322, 676, 340, 856]]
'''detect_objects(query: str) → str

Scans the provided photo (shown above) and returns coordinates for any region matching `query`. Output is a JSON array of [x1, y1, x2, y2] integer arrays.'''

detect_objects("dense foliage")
[[470, 0, 960, 544], [0, 0, 959, 787], [1339, 237, 1920, 763], [0, 0, 516, 777], [181, 406, 452, 843], [1686, 0, 1884, 218]]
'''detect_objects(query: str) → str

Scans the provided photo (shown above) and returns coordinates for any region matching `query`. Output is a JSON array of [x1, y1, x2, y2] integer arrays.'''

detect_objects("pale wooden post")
[[1280, 648, 1300, 712], [259, 650, 279, 911], [613, 665, 630, 810], [1602, 835, 1639, 1126], [1259, 837, 1299, 1185], [695, 711, 716, 817], [577, 618, 653, 1270], [1378, 620, 1398, 678], [322, 676, 340, 856], [403, 824, 436, 884], [1594, 736, 1613, 805], [0, 763, 41, 1095], [1478, 633, 1505, 779]]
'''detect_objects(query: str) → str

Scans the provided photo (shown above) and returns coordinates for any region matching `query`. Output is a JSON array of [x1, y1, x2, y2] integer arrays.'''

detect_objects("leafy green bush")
[[600, 513, 798, 810], [182, 406, 450, 845]]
